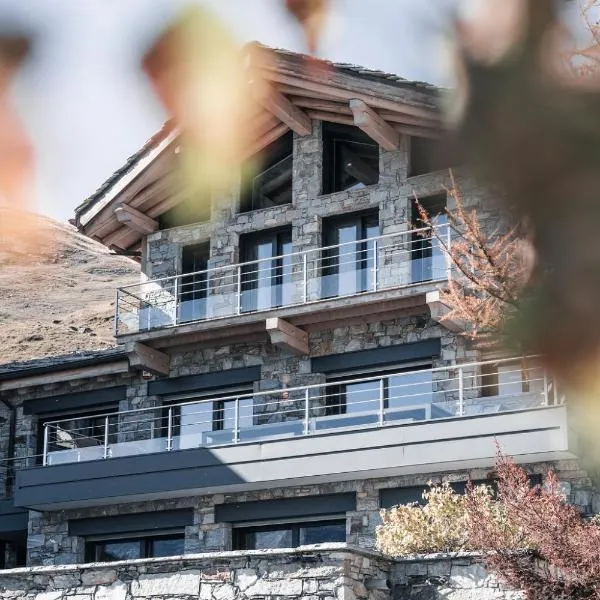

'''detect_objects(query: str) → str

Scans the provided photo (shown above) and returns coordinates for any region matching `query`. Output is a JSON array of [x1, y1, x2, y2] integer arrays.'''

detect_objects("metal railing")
[[115, 224, 451, 335], [40, 356, 561, 467]]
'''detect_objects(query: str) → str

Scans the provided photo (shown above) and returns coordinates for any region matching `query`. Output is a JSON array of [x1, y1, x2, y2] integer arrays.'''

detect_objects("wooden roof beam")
[[254, 86, 312, 136], [349, 99, 399, 151], [114, 204, 158, 234], [127, 342, 170, 376]]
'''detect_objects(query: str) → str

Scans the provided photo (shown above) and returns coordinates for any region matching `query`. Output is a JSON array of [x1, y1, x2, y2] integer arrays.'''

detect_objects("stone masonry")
[[0, 546, 525, 600]]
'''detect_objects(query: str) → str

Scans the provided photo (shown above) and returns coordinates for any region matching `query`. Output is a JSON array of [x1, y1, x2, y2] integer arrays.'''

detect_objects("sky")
[[1, 0, 462, 223]]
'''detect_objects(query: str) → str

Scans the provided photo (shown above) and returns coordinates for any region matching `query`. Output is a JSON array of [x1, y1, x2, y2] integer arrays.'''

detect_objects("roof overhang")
[[74, 45, 443, 251]]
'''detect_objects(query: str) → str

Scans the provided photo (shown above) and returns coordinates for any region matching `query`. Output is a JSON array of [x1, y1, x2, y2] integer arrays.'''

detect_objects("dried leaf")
[[284, 0, 329, 54]]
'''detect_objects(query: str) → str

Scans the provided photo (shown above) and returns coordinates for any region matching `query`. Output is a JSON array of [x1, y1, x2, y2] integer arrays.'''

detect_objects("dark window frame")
[[179, 242, 210, 323], [84, 532, 185, 563], [324, 363, 432, 416], [240, 226, 293, 312], [411, 193, 447, 283], [321, 209, 380, 299], [322, 123, 379, 194], [232, 518, 346, 550], [240, 131, 293, 213]]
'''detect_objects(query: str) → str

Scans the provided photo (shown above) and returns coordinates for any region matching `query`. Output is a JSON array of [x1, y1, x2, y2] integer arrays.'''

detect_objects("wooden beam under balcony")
[[127, 342, 170, 376], [114, 204, 158, 234], [349, 98, 400, 151], [426, 290, 465, 333], [266, 317, 309, 356]]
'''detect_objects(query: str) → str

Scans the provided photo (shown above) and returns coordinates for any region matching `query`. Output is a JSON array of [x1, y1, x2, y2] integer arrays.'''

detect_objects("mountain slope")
[[0, 208, 141, 363]]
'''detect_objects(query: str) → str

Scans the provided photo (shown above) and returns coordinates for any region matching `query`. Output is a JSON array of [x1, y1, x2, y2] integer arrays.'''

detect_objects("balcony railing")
[[40, 357, 560, 467], [115, 225, 450, 335]]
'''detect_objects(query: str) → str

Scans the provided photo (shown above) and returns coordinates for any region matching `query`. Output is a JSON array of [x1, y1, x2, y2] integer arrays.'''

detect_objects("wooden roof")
[[74, 44, 443, 251]]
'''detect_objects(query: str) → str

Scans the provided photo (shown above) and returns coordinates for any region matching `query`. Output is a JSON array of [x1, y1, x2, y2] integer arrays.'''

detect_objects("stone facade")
[[0, 546, 525, 600]]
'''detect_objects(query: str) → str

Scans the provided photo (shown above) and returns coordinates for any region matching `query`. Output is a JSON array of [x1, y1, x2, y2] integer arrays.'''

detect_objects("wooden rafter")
[[349, 99, 400, 151], [114, 204, 158, 234], [266, 318, 309, 356], [253, 84, 312, 136]]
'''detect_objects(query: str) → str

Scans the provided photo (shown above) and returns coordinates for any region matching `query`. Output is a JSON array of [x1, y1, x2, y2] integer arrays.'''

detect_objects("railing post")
[[103, 416, 110, 459], [458, 367, 464, 416], [42, 424, 49, 466], [167, 406, 173, 451], [173, 276, 179, 326], [304, 388, 310, 435], [302, 253, 308, 304], [234, 398, 240, 443], [373, 240, 379, 291], [378, 378, 385, 425], [543, 371, 549, 406], [445, 225, 452, 281], [553, 377, 559, 405], [236, 265, 242, 315]]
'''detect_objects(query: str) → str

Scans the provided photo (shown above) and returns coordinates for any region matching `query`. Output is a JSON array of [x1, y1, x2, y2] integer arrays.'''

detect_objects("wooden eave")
[[76, 46, 442, 251]]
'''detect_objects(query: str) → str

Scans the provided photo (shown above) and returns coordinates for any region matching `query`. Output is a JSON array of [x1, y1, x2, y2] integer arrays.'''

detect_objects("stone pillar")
[[186, 500, 232, 553], [27, 511, 82, 566], [348, 482, 381, 550]]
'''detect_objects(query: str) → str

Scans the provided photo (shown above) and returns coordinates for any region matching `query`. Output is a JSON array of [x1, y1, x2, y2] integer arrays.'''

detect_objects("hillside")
[[0, 208, 141, 364]]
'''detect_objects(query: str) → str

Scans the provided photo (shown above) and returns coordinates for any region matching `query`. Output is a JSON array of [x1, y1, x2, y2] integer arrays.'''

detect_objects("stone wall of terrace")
[[0, 546, 525, 600]]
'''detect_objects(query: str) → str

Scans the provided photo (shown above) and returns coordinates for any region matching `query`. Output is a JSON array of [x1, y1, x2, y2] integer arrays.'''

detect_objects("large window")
[[323, 123, 379, 194], [167, 388, 254, 449], [179, 242, 210, 323], [411, 193, 447, 283], [321, 211, 379, 298], [480, 360, 544, 398], [41, 409, 119, 465], [325, 367, 434, 421], [240, 131, 293, 213], [85, 533, 185, 563], [233, 519, 346, 550], [240, 227, 292, 312]]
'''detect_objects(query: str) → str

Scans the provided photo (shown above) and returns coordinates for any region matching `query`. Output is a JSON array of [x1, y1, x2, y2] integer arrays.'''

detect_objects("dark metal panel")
[[149, 366, 261, 396], [0, 499, 28, 533], [69, 508, 193, 536], [311, 339, 441, 374], [215, 493, 356, 523], [23, 386, 127, 416], [14, 447, 248, 508]]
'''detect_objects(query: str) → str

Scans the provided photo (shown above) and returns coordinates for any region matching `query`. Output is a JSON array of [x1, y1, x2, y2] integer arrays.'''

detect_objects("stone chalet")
[[0, 46, 590, 575]]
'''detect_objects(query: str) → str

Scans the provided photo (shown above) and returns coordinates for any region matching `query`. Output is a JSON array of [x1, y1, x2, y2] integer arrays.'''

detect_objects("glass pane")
[[387, 371, 434, 421], [151, 537, 185, 558], [345, 380, 380, 413], [222, 398, 254, 431], [497, 364, 524, 396], [98, 541, 141, 562], [256, 241, 275, 310], [300, 522, 346, 545], [337, 224, 359, 296], [179, 401, 213, 449], [252, 529, 293, 549]]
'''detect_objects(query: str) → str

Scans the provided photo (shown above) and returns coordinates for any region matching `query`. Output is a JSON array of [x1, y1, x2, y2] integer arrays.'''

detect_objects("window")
[[233, 519, 346, 550], [480, 360, 544, 398], [85, 533, 185, 563], [40, 409, 119, 464], [323, 123, 379, 194], [240, 131, 293, 212], [158, 196, 211, 229], [411, 194, 447, 282], [240, 227, 292, 312], [409, 136, 456, 177], [179, 243, 210, 323], [167, 388, 254, 449], [0, 535, 26, 569], [321, 211, 379, 298]]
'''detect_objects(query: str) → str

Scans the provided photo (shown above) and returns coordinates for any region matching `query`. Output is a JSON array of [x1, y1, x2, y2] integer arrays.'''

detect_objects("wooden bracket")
[[115, 204, 158, 234], [426, 290, 465, 333], [253, 84, 312, 137], [128, 342, 170, 376], [349, 98, 400, 151], [266, 318, 309, 356]]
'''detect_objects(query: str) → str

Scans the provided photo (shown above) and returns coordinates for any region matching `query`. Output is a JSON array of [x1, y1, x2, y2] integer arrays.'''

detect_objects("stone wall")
[[0, 546, 525, 600], [0, 545, 392, 600], [391, 553, 522, 600]]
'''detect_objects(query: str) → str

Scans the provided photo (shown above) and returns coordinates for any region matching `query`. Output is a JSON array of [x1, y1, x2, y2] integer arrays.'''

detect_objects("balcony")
[[15, 358, 575, 510], [115, 225, 451, 341]]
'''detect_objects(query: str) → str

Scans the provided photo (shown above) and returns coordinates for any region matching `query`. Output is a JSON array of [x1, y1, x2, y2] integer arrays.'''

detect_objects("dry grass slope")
[[0, 208, 140, 364]]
